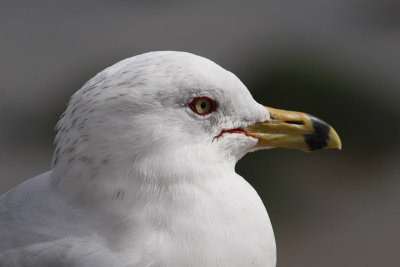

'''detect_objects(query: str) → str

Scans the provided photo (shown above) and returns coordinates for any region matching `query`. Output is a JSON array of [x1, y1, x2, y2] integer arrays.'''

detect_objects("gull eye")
[[189, 97, 217, 116]]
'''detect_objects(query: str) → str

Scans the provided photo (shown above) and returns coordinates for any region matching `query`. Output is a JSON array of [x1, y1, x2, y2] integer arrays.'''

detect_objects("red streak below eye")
[[214, 128, 256, 139]]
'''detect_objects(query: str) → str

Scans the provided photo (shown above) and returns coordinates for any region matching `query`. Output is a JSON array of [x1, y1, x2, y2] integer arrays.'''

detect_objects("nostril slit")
[[285, 120, 304, 125]]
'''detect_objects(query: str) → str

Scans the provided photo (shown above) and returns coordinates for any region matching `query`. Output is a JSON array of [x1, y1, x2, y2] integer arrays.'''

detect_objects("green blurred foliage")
[[236, 49, 400, 225], [243, 51, 400, 157]]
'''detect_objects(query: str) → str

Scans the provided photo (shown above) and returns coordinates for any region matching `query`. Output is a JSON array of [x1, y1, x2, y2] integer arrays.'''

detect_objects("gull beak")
[[246, 107, 342, 152]]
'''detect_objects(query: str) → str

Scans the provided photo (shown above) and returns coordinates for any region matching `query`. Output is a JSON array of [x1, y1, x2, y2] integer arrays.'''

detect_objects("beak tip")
[[327, 127, 342, 151]]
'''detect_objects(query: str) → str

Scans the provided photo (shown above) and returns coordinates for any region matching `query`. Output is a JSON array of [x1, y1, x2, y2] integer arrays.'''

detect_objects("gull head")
[[52, 51, 341, 188]]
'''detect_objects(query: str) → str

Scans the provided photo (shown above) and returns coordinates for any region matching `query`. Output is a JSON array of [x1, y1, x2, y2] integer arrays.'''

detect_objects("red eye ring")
[[189, 96, 217, 116]]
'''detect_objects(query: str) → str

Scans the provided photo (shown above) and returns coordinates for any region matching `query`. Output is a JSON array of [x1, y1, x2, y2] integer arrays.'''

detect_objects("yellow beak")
[[246, 107, 342, 152]]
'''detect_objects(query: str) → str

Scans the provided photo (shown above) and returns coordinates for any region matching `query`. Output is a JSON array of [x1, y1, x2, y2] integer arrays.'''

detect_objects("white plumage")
[[0, 51, 277, 266]]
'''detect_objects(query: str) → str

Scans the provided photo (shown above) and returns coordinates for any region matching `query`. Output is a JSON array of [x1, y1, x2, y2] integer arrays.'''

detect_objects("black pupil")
[[201, 101, 207, 109]]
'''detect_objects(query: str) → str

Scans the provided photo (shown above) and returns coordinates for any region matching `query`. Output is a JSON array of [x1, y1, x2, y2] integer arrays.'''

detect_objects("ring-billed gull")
[[0, 51, 341, 266]]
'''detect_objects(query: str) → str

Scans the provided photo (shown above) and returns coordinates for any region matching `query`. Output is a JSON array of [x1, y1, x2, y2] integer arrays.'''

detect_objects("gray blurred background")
[[1, 0, 399, 266]]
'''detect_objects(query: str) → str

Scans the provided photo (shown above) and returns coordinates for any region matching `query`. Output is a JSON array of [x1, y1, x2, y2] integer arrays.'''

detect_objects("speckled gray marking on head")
[[115, 190, 125, 200], [79, 156, 93, 164], [71, 107, 78, 115]]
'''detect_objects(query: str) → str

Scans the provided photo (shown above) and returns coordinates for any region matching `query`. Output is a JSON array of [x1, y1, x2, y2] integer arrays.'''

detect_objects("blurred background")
[[1, 0, 399, 266]]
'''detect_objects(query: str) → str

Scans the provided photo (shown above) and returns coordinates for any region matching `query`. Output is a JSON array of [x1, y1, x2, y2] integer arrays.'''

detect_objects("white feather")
[[0, 51, 275, 266]]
